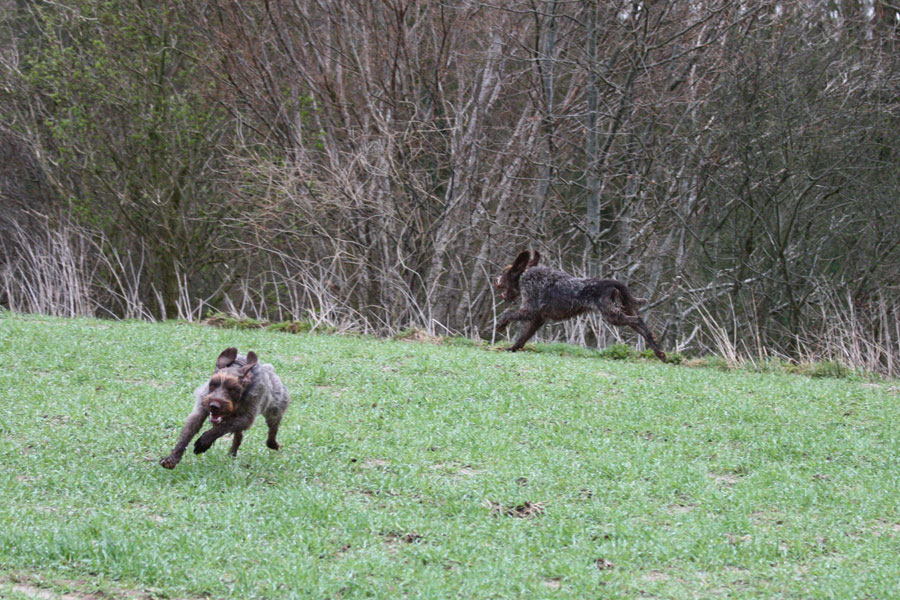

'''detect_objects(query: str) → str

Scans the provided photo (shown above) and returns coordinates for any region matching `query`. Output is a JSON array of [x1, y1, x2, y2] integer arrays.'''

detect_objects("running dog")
[[160, 347, 290, 468], [494, 250, 666, 361]]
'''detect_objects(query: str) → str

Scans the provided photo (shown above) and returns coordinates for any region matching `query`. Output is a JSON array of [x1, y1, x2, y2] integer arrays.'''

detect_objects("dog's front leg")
[[494, 308, 516, 333], [496, 307, 533, 333], [507, 317, 545, 352], [193, 414, 254, 455], [160, 409, 207, 469]]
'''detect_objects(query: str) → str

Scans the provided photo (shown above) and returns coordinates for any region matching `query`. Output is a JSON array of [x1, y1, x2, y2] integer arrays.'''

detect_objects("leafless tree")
[[2, 0, 898, 373]]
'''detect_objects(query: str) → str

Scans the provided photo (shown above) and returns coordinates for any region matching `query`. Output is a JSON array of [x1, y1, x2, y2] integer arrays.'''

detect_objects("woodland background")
[[1, 1, 898, 374]]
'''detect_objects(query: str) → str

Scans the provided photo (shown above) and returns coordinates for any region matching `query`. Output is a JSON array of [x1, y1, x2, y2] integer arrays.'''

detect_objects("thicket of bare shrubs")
[[1, 1, 898, 375]]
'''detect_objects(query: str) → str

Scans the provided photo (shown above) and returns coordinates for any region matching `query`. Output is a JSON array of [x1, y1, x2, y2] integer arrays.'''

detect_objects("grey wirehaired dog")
[[494, 250, 667, 361], [160, 347, 290, 469]]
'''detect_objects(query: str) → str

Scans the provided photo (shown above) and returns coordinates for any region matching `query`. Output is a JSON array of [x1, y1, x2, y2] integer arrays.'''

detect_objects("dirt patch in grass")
[[349, 488, 399, 499], [40, 415, 70, 426], [750, 510, 785, 527], [594, 558, 615, 571], [383, 531, 423, 544], [381, 531, 424, 556], [542, 577, 562, 590], [725, 533, 753, 545], [5, 580, 86, 600], [709, 471, 743, 486], [667, 502, 698, 514], [0, 575, 197, 600], [431, 462, 483, 476], [487, 500, 545, 518], [866, 519, 900, 539]]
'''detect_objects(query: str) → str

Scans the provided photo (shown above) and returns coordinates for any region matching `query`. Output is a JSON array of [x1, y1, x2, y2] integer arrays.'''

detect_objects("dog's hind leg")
[[625, 317, 667, 362], [229, 431, 244, 456], [600, 296, 666, 362], [264, 411, 283, 450]]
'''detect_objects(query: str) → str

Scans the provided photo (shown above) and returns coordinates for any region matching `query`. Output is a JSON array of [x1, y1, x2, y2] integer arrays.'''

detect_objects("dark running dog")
[[494, 250, 667, 361], [160, 347, 290, 469]]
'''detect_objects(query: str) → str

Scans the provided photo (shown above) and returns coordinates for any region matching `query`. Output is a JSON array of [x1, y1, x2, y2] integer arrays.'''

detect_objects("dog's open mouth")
[[210, 413, 224, 425]]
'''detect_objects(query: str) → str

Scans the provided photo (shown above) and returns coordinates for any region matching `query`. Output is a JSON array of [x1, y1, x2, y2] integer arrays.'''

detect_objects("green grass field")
[[2, 312, 900, 599]]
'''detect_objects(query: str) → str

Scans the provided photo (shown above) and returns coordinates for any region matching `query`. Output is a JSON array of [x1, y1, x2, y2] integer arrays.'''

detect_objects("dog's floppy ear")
[[239, 351, 259, 385], [528, 251, 540, 267], [216, 347, 239, 370], [511, 250, 531, 274]]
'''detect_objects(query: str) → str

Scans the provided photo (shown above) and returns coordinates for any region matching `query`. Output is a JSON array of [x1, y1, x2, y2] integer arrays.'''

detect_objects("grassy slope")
[[1, 312, 900, 599]]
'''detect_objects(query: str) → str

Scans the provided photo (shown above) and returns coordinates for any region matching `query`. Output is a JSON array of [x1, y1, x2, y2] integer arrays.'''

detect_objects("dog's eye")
[[209, 381, 219, 390]]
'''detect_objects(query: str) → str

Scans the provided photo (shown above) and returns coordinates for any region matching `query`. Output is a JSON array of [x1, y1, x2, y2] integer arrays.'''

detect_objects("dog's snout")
[[209, 401, 222, 413]]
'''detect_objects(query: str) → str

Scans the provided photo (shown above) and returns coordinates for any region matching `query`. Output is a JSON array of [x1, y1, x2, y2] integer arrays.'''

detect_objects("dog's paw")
[[160, 456, 178, 469], [266, 440, 281, 451]]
